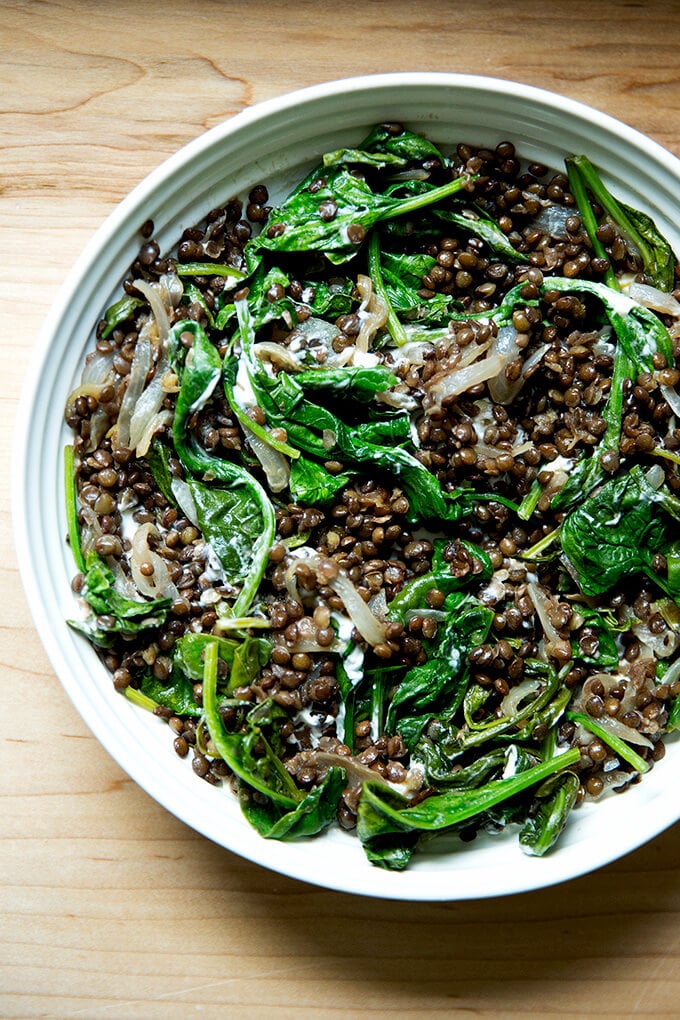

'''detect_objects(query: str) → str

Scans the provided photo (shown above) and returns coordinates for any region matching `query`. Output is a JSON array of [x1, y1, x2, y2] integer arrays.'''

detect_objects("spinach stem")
[[176, 262, 247, 279], [570, 155, 653, 271], [565, 158, 618, 291], [381, 174, 475, 221], [368, 230, 408, 346], [652, 446, 680, 467], [64, 445, 86, 573], [202, 640, 300, 808], [566, 710, 650, 773], [517, 478, 543, 521], [521, 526, 562, 561], [363, 747, 581, 830], [124, 687, 159, 712]]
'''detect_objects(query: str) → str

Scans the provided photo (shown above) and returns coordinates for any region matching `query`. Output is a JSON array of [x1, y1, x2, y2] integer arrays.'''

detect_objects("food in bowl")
[[63, 118, 680, 871]]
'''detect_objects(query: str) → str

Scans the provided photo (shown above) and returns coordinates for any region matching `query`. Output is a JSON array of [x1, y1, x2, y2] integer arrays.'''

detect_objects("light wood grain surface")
[[3, 1, 680, 1016]]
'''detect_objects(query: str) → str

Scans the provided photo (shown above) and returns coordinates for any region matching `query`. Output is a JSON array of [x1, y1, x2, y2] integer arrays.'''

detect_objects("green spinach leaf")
[[202, 641, 302, 807], [386, 597, 494, 747], [138, 666, 201, 717], [101, 294, 144, 339], [170, 318, 276, 615], [357, 748, 580, 868], [518, 771, 580, 857], [434, 206, 528, 262], [245, 167, 473, 269], [238, 767, 346, 839], [560, 466, 680, 596], [288, 456, 352, 505], [69, 551, 170, 646]]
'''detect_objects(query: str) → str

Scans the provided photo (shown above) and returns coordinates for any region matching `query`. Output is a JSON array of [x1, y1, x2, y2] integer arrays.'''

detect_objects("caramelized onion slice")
[[129, 522, 179, 600], [284, 549, 387, 647]]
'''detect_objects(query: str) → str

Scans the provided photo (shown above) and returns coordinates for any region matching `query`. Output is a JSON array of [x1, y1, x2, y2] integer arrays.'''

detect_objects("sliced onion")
[[74, 349, 116, 429], [129, 354, 170, 454], [355, 274, 388, 353], [132, 278, 171, 343], [332, 346, 356, 367], [645, 463, 665, 489], [88, 408, 111, 452], [521, 342, 550, 379], [376, 389, 419, 411], [602, 769, 635, 792], [368, 588, 388, 622], [581, 672, 621, 701], [291, 636, 346, 654], [107, 557, 142, 599], [489, 335, 549, 406], [285, 548, 387, 646], [286, 616, 346, 654], [290, 316, 340, 348], [459, 338, 493, 368], [171, 478, 199, 525], [129, 522, 179, 599], [243, 423, 290, 492], [389, 169, 431, 181], [424, 352, 506, 413], [352, 348, 380, 368], [488, 326, 521, 403], [628, 281, 680, 317], [328, 569, 387, 646], [531, 203, 572, 239], [82, 348, 116, 385], [79, 506, 102, 557], [312, 750, 423, 796], [388, 340, 433, 367], [478, 573, 507, 605], [539, 467, 570, 500], [115, 334, 151, 448], [661, 384, 680, 418], [526, 581, 571, 660], [500, 678, 542, 717], [65, 382, 109, 408], [661, 657, 680, 687], [134, 409, 173, 458], [159, 272, 184, 309], [631, 618, 678, 659], [254, 341, 303, 371], [591, 713, 654, 749], [314, 751, 390, 788]]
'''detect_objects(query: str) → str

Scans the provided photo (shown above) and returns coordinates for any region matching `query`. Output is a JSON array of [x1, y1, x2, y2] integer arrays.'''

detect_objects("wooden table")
[[3, 1, 680, 1016]]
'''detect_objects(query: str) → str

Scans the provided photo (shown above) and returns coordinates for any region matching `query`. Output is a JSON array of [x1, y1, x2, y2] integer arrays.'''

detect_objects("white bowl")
[[14, 73, 680, 900]]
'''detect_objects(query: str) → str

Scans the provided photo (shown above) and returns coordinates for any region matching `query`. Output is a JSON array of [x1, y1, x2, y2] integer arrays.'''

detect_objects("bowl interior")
[[15, 73, 680, 900]]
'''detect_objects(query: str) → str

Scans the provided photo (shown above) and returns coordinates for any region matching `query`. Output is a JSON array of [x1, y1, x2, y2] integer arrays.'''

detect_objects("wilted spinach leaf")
[[138, 666, 201, 717], [69, 551, 170, 645], [169, 318, 276, 615], [560, 466, 680, 596], [518, 771, 580, 857], [357, 748, 580, 868], [386, 596, 494, 747], [238, 766, 346, 839], [288, 456, 352, 505], [245, 166, 472, 269]]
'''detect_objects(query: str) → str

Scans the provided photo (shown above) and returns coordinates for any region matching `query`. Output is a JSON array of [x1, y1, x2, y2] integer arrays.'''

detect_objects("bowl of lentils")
[[14, 73, 680, 900]]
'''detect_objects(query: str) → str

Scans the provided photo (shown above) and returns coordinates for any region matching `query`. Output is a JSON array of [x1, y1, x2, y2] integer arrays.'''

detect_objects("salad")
[[64, 124, 680, 869]]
